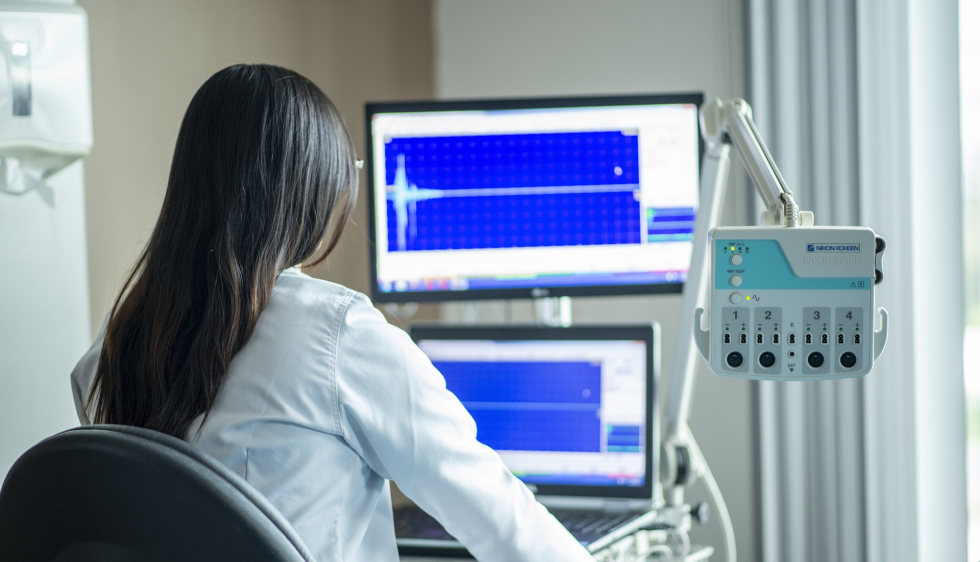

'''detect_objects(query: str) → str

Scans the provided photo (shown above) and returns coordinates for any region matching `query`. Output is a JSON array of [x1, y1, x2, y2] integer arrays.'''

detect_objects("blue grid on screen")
[[433, 360, 602, 453], [383, 131, 641, 252]]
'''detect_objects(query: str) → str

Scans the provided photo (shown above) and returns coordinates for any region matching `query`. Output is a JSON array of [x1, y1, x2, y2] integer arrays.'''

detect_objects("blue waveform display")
[[606, 425, 642, 453], [433, 360, 602, 453], [646, 207, 696, 242], [383, 131, 642, 252]]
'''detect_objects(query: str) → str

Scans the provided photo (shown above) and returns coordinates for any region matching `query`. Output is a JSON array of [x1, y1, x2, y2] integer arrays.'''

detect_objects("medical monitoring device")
[[364, 94, 703, 302], [699, 227, 886, 380], [659, 102, 890, 562], [689, 99, 888, 381]]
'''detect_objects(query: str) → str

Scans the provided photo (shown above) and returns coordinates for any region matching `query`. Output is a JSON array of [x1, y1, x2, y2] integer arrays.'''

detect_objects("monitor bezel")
[[409, 324, 659, 501], [364, 93, 705, 303]]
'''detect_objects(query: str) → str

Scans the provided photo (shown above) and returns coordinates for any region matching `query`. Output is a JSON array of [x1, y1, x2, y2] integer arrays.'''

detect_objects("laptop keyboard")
[[547, 509, 644, 543], [394, 505, 644, 544], [394, 506, 455, 540]]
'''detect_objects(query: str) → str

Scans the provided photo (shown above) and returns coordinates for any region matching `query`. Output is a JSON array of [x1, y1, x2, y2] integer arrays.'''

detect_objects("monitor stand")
[[534, 296, 572, 327]]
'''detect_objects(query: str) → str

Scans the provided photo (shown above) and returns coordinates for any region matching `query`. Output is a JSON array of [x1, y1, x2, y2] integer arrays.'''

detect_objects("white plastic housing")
[[695, 226, 887, 381]]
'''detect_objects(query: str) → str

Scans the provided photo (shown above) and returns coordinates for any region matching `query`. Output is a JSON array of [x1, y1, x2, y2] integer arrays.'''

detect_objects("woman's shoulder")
[[271, 268, 359, 313], [268, 268, 382, 333], [269, 269, 418, 383]]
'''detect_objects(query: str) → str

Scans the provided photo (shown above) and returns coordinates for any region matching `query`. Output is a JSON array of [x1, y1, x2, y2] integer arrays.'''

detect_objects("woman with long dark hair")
[[70, 65, 592, 562]]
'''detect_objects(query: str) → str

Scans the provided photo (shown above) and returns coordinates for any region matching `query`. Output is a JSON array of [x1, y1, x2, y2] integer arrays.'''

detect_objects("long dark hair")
[[89, 64, 357, 438]]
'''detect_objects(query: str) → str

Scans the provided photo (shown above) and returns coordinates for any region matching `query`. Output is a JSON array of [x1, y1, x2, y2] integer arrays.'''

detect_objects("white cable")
[[676, 527, 691, 555], [689, 435, 736, 562], [642, 545, 674, 561]]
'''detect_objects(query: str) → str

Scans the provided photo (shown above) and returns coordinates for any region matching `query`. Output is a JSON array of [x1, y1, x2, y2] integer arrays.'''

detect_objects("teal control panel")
[[695, 226, 887, 381]]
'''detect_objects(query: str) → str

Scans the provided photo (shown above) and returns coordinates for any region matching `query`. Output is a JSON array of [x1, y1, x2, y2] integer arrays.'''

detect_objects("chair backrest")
[[0, 425, 317, 562]]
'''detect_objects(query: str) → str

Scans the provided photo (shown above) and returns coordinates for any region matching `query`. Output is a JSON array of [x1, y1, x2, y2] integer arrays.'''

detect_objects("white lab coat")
[[71, 268, 593, 562]]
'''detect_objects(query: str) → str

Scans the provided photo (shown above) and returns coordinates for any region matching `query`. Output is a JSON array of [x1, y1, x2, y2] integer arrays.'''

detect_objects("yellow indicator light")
[[746, 296, 751, 300], [731, 246, 735, 251]]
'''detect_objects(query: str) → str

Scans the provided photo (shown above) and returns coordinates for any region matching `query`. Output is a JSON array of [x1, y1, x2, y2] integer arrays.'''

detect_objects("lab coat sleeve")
[[70, 324, 105, 425], [335, 293, 594, 562], [71, 373, 90, 425]]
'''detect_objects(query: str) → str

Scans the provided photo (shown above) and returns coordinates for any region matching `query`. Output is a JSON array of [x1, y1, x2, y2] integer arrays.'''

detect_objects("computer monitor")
[[365, 93, 704, 302], [410, 325, 658, 500]]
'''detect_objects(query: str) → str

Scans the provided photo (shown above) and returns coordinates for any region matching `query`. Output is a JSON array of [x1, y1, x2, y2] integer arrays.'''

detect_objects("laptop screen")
[[412, 325, 657, 500]]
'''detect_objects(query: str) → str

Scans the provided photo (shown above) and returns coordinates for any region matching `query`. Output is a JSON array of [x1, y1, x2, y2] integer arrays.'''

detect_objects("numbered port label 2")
[[753, 308, 782, 374]]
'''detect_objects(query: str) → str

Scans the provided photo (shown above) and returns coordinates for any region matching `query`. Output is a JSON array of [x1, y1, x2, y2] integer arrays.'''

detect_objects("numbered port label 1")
[[723, 307, 749, 324], [720, 307, 751, 373]]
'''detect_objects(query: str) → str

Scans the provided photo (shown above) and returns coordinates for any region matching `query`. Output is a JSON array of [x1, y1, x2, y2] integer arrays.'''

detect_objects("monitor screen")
[[411, 325, 656, 499], [365, 94, 703, 302]]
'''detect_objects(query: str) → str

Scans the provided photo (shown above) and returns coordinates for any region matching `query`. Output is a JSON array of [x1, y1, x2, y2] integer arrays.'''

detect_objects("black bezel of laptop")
[[409, 324, 658, 502]]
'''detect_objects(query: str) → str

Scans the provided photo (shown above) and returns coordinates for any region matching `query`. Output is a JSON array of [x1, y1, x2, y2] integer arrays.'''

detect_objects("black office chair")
[[0, 425, 317, 562]]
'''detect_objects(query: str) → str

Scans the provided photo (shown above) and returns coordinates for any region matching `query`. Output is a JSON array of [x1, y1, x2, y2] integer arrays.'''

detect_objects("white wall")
[[79, 0, 439, 337], [433, 1, 758, 558], [0, 163, 91, 479]]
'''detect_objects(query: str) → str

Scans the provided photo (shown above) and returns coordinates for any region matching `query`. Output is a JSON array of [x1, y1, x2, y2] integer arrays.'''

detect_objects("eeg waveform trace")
[[384, 130, 642, 252]]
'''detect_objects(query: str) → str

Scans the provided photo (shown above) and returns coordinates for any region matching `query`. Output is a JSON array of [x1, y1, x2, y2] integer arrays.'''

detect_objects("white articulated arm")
[[662, 98, 799, 508], [661, 98, 800, 562], [700, 99, 813, 228], [663, 98, 889, 562]]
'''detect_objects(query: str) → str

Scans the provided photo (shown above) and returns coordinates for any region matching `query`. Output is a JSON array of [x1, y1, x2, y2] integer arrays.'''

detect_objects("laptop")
[[395, 324, 661, 557]]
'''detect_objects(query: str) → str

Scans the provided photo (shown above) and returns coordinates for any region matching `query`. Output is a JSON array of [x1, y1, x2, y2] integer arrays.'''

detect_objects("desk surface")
[[401, 545, 714, 561]]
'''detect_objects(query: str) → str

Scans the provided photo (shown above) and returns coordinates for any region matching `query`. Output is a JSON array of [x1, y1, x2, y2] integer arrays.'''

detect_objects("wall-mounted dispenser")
[[0, 3, 92, 199]]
